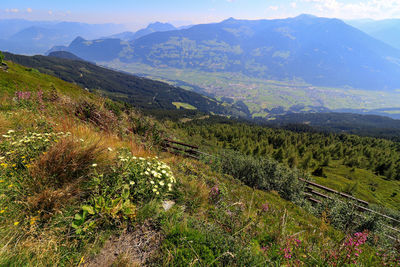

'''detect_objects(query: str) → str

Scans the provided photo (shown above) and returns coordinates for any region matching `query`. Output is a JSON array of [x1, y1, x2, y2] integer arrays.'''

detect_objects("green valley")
[[103, 60, 400, 117]]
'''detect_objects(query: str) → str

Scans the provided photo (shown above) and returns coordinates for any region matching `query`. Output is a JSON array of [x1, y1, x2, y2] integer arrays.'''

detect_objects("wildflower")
[[107, 147, 113, 152], [8, 184, 13, 188], [129, 181, 135, 185], [0, 180, 4, 183], [14, 222, 19, 226], [261, 203, 269, 212], [0, 210, 5, 213], [7, 130, 15, 134], [91, 163, 98, 167], [150, 180, 155, 184]]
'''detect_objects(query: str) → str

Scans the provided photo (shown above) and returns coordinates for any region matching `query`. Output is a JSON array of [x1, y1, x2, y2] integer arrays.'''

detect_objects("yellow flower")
[[8, 184, 13, 188], [14, 221, 19, 226], [0, 210, 5, 213], [0, 180, 4, 183], [0, 163, 7, 168]]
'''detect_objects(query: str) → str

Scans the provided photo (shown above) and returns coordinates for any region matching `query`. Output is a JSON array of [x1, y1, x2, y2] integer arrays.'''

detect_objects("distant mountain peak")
[[71, 36, 86, 43], [224, 17, 237, 22], [294, 14, 318, 19]]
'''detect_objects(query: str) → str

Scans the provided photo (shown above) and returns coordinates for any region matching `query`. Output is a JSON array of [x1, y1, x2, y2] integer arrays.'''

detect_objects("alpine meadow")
[[1, 0, 400, 266]]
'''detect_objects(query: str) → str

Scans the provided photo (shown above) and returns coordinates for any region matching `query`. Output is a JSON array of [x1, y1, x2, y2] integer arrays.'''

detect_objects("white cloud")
[[48, 10, 53, 15], [26, 8, 32, 13], [269, 6, 279, 11], [302, 0, 400, 19], [6, 8, 19, 13], [291, 2, 297, 8]]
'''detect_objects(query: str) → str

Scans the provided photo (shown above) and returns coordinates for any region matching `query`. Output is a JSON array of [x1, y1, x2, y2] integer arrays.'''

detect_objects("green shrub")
[[213, 150, 304, 201], [72, 151, 177, 235], [313, 198, 384, 234]]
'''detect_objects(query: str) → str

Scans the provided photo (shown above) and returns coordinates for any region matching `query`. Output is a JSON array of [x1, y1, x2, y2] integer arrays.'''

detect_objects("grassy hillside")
[[173, 118, 400, 211], [0, 59, 398, 266], [3, 52, 248, 118]]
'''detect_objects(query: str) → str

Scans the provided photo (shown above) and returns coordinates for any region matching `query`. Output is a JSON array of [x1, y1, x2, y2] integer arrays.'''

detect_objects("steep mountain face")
[[347, 19, 400, 50], [55, 15, 400, 91], [110, 22, 177, 41], [0, 20, 126, 55], [3, 52, 247, 117]]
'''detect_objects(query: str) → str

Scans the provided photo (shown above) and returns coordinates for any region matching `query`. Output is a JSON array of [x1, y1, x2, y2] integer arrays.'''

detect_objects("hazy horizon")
[[2, 0, 400, 31]]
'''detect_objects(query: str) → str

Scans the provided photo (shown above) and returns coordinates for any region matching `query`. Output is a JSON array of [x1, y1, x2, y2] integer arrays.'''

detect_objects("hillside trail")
[[84, 220, 163, 267]]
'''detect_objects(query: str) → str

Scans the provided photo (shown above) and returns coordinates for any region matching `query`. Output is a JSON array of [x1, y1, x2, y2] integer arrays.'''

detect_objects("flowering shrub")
[[280, 236, 302, 262], [327, 231, 369, 266], [13, 90, 45, 110], [0, 130, 71, 173], [208, 184, 227, 204], [0, 129, 72, 229], [115, 152, 176, 200], [72, 151, 176, 235]]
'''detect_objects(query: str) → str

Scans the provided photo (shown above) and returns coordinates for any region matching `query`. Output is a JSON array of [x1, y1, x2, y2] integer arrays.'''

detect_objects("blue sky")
[[1, 0, 400, 30]]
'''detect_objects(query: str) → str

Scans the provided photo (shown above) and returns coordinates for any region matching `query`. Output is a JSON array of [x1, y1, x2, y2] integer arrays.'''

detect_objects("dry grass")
[[30, 138, 104, 190], [0, 113, 11, 133]]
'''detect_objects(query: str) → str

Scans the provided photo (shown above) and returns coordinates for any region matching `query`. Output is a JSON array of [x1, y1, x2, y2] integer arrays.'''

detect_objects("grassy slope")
[[0, 61, 392, 266], [171, 120, 400, 212], [313, 161, 400, 210]]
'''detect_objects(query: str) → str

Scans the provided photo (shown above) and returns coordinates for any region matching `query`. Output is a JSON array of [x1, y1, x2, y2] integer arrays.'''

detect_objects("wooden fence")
[[301, 177, 400, 239], [161, 139, 201, 160], [161, 139, 400, 239]]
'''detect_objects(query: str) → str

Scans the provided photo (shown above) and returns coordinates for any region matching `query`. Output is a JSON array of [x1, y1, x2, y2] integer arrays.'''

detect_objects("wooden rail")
[[301, 178, 400, 226], [300, 178, 369, 206], [162, 139, 200, 160]]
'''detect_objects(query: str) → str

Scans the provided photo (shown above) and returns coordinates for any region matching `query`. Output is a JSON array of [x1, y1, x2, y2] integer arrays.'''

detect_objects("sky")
[[1, 0, 400, 30]]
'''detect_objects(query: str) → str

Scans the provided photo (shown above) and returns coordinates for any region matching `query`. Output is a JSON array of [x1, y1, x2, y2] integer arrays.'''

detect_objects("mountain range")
[[0, 19, 126, 55], [109, 22, 178, 41], [50, 15, 400, 91], [347, 19, 400, 50]]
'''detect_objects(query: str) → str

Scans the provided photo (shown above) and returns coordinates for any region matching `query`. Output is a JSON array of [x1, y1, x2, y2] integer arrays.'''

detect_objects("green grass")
[[313, 160, 400, 210], [172, 102, 197, 110]]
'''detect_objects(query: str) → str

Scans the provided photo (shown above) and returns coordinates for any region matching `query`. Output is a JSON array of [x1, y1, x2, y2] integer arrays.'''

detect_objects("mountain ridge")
[[50, 15, 400, 91]]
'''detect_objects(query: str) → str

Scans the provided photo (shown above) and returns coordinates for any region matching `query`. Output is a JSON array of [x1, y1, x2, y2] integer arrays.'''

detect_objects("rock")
[[0, 63, 8, 72], [162, 200, 175, 211]]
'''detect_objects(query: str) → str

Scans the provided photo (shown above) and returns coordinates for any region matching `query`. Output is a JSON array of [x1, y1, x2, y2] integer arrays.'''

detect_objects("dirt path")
[[84, 221, 163, 267]]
